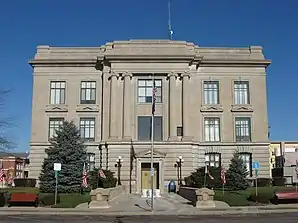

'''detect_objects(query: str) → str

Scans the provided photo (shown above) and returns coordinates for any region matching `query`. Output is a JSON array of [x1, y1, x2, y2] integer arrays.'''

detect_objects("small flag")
[[98, 169, 106, 179], [82, 163, 88, 188], [205, 165, 214, 180], [152, 83, 157, 114], [8, 176, 14, 185], [221, 166, 226, 185], [0, 160, 5, 182]]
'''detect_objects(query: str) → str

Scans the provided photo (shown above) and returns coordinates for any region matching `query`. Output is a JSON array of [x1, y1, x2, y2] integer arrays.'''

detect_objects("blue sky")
[[0, 0, 297, 152]]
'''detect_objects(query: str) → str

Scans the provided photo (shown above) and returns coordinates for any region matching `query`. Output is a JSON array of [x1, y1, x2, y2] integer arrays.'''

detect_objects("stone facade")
[[28, 40, 271, 193]]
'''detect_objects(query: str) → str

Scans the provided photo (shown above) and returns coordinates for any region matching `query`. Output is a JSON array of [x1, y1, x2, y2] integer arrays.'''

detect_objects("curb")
[[0, 208, 298, 216]]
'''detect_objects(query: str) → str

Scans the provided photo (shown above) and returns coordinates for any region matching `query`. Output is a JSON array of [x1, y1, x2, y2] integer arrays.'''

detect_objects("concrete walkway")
[[1, 193, 298, 216]]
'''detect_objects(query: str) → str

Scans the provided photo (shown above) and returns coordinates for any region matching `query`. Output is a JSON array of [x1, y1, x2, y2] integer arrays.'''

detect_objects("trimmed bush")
[[247, 187, 275, 204], [14, 178, 36, 187], [184, 166, 221, 189], [39, 194, 60, 206], [88, 169, 117, 189], [249, 178, 272, 187], [272, 168, 283, 178], [0, 192, 5, 207], [273, 177, 286, 186]]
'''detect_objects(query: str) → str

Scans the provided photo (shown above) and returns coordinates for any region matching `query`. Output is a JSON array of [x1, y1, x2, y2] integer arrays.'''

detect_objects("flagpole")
[[150, 74, 155, 212], [204, 165, 207, 188]]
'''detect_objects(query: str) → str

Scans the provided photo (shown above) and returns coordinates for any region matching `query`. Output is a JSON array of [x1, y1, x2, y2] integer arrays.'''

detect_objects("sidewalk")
[[0, 193, 298, 216]]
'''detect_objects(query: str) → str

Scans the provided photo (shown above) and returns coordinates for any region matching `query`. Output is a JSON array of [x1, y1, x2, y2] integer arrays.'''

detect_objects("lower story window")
[[239, 152, 252, 177], [205, 153, 221, 167], [87, 153, 95, 172]]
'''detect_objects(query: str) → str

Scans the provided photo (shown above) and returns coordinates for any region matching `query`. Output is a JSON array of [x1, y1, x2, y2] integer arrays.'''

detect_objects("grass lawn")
[[214, 186, 298, 206], [1, 187, 91, 208]]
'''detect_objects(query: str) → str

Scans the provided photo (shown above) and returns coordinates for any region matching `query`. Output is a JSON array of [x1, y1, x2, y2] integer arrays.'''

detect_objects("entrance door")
[[141, 163, 159, 190]]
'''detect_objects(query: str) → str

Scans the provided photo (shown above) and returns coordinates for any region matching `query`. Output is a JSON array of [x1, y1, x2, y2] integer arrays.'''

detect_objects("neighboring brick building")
[[0, 152, 29, 185]]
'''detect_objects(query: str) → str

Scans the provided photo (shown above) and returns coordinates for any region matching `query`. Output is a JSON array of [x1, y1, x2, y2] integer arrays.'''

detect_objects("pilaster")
[[109, 72, 120, 141], [122, 72, 133, 141], [182, 71, 193, 141], [167, 72, 178, 141]]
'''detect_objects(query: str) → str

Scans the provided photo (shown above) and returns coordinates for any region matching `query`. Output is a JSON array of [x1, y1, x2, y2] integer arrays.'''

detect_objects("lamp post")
[[98, 144, 102, 169], [115, 156, 123, 185], [174, 156, 184, 185], [105, 142, 108, 170]]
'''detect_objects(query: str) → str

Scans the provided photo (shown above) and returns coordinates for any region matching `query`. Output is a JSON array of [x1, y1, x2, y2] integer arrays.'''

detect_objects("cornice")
[[103, 54, 203, 63], [200, 59, 271, 68], [29, 58, 97, 67]]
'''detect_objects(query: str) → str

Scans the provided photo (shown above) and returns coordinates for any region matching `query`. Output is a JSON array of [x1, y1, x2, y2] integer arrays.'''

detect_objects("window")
[[177, 126, 183, 137], [137, 116, 163, 141], [234, 81, 250, 104], [235, 117, 251, 142], [87, 153, 95, 171], [204, 117, 220, 142], [50, 81, 66, 104], [49, 118, 64, 139], [205, 153, 221, 167], [239, 152, 252, 176], [80, 81, 96, 104], [203, 81, 219, 104], [138, 79, 162, 103], [80, 118, 95, 141]]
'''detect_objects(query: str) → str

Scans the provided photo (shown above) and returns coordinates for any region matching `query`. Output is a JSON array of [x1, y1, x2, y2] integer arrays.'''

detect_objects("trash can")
[[168, 180, 176, 193]]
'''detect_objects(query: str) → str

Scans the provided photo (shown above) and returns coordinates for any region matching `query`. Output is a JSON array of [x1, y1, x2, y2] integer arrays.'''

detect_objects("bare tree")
[[0, 90, 13, 152]]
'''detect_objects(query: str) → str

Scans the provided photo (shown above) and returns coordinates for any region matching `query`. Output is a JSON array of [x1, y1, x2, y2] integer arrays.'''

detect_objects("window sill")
[[45, 104, 68, 112], [200, 105, 223, 112], [231, 104, 253, 112], [76, 104, 99, 112]]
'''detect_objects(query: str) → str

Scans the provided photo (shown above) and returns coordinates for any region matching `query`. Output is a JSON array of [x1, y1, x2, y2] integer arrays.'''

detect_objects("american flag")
[[0, 160, 4, 182], [205, 165, 214, 180], [221, 166, 226, 185], [82, 163, 88, 188], [152, 82, 157, 114], [98, 168, 106, 179]]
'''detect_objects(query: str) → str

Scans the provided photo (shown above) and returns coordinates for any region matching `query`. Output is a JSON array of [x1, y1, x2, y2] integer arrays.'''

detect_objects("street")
[[1, 213, 298, 223]]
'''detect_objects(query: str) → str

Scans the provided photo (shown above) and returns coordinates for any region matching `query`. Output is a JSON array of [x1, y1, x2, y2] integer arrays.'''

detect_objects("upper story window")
[[86, 153, 95, 172], [234, 81, 250, 105], [203, 81, 219, 104], [49, 118, 64, 139], [50, 81, 66, 104], [80, 81, 96, 104], [204, 117, 221, 142], [138, 116, 163, 141], [205, 153, 221, 168], [235, 117, 251, 142], [138, 79, 162, 103], [239, 152, 252, 177], [80, 118, 95, 142]]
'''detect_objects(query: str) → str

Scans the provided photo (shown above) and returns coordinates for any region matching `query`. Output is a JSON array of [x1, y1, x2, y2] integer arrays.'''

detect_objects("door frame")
[[141, 163, 159, 190], [135, 149, 166, 194]]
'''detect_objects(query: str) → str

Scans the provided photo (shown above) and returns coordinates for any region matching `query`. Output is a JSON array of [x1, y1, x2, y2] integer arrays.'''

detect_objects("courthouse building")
[[29, 40, 271, 193]]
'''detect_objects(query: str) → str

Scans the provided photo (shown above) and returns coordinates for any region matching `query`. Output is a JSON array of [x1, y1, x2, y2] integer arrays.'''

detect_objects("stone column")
[[182, 72, 192, 141], [109, 72, 119, 140], [168, 72, 178, 140], [122, 72, 132, 140]]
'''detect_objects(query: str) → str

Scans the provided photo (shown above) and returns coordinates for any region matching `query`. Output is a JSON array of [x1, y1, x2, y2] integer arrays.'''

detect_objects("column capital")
[[109, 72, 119, 80], [122, 72, 133, 79], [167, 71, 178, 79], [181, 70, 191, 78]]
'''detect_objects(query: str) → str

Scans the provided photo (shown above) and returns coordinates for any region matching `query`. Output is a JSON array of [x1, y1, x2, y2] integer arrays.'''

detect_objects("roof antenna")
[[168, 0, 173, 40]]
